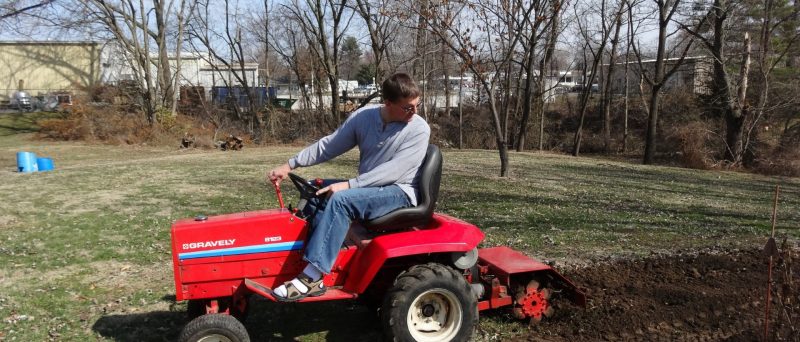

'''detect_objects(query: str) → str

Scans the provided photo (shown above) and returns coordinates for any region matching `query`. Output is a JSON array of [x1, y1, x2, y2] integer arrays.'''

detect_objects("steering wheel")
[[288, 172, 320, 199]]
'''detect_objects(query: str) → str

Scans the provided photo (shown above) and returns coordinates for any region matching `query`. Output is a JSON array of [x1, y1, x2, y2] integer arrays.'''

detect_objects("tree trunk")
[[329, 73, 341, 121], [602, 15, 623, 154], [153, 1, 174, 114], [724, 32, 751, 163], [537, 96, 546, 150], [421, 44, 428, 120], [623, 4, 632, 153], [502, 63, 513, 146], [517, 37, 537, 152], [498, 142, 509, 177], [640, 0, 684, 165], [170, 0, 192, 117], [520, 0, 561, 152], [487, 87, 509, 176], [573, 43, 605, 157], [442, 39, 451, 117], [724, 112, 746, 161], [413, 0, 428, 78], [573, 0, 619, 157], [643, 86, 661, 164], [458, 69, 463, 149]]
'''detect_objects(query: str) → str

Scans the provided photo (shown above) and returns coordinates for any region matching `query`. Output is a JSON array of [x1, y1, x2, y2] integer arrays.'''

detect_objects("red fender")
[[343, 213, 484, 293]]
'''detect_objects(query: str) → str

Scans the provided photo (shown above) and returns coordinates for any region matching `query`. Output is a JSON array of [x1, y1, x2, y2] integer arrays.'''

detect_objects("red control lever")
[[272, 180, 285, 209]]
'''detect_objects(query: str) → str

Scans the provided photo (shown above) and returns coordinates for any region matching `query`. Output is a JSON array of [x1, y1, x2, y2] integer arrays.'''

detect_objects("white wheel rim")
[[406, 289, 462, 342], [197, 334, 232, 342]]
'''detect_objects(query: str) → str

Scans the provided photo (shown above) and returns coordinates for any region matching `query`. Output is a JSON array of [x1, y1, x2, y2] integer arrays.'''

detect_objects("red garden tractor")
[[170, 145, 585, 342]]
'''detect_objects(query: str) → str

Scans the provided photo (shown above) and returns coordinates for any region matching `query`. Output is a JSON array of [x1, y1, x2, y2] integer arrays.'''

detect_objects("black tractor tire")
[[381, 263, 477, 342], [179, 314, 250, 342]]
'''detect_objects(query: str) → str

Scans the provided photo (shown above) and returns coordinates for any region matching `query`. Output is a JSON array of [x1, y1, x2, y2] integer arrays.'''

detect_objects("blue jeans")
[[302, 180, 412, 273]]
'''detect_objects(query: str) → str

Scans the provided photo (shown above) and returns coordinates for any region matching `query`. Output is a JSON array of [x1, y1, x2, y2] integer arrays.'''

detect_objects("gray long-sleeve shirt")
[[287, 105, 431, 205]]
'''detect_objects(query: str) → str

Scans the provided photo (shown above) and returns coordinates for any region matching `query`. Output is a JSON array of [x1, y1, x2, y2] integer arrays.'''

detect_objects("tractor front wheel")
[[179, 314, 250, 342], [381, 263, 477, 342]]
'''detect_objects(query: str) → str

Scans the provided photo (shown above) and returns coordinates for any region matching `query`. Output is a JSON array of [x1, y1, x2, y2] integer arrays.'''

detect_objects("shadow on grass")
[[245, 298, 383, 341], [92, 297, 382, 342], [93, 311, 185, 342]]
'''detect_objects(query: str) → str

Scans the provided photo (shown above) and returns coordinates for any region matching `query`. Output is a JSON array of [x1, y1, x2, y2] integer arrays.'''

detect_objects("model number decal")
[[182, 239, 236, 250], [264, 236, 282, 242]]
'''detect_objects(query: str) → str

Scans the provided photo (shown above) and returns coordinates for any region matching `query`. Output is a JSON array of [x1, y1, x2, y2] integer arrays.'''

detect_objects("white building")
[[599, 56, 713, 95], [101, 43, 259, 100]]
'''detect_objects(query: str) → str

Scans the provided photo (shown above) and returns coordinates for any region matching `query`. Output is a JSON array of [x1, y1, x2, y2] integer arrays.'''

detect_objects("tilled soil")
[[519, 246, 799, 341], [89, 246, 800, 341]]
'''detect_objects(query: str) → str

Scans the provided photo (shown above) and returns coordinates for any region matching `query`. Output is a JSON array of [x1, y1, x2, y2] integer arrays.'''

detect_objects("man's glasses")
[[400, 103, 418, 114]]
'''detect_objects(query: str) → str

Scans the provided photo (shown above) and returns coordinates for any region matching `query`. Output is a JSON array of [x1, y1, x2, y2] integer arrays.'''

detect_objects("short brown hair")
[[381, 73, 420, 102]]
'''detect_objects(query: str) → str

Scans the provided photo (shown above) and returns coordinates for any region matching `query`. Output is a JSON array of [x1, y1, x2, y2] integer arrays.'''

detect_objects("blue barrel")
[[16, 152, 37, 172], [36, 157, 54, 171]]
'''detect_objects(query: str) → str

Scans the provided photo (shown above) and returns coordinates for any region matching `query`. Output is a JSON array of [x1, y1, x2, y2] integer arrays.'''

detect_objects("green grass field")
[[0, 113, 798, 340]]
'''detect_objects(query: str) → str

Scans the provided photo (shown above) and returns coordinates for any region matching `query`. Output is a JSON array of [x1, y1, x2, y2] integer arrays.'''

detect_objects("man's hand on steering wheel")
[[316, 181, 350, 197]]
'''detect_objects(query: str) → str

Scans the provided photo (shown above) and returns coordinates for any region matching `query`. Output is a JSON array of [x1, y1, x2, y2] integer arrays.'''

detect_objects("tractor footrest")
[[244, 278, 357, 303]]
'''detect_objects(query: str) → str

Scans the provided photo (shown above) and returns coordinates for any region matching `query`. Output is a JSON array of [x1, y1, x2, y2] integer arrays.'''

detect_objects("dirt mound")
[[523, 247, 798, 341]]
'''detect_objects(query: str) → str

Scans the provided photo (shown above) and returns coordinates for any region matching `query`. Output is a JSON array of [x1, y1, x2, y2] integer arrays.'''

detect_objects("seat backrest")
[[362, 144, 442, 231]]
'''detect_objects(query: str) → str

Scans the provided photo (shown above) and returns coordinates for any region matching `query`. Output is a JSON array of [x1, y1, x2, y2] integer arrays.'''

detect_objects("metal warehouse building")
[[0, 41, 101, 102]]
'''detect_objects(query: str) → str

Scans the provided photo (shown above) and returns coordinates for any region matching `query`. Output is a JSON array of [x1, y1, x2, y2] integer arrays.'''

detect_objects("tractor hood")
[[171, 209, 307, 262]]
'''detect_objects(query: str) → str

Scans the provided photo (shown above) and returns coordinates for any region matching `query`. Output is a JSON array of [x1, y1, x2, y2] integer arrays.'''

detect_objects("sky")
[[0, 0, 673, 64]]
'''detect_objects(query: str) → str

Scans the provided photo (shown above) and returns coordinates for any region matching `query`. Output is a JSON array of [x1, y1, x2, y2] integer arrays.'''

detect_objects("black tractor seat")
[[361, 144, 442, 232]]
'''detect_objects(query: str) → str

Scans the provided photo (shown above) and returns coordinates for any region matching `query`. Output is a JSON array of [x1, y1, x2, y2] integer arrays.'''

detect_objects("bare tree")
[[187, 0, 263, 136], [412, 0, 431, 82], [745, 0, 800, 163], [417, 0, 537, 176], [517, 0, 565, 152], [631, 0, 695, 164], [409, 0, 440, 119], [572, 0, 625, 156], [621, 0, 643, 153], [680, 0, 754, 164], [283, 0, 354, 123], [353, 0, 401, 83], [268, 8, 316, 111], [440, 27, 454, 118], [600, 3, 625, 153], [73, 0, 196, 124]]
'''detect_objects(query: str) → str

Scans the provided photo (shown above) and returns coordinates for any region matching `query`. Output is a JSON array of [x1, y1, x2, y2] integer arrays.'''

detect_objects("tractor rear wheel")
[[179, 314, 250, 342], [381, 263, 477, 342]]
